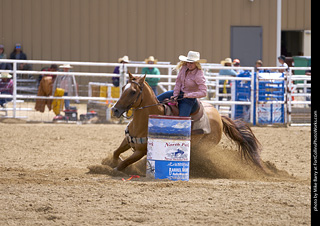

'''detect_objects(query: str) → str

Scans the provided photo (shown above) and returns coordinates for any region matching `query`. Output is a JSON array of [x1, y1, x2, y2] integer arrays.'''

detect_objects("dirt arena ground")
[[0, 121, 311, 225]]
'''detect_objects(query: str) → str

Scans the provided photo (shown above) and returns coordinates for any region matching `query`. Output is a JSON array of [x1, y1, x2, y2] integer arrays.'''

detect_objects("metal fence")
[[0, 59, 311, 126], [287, 67, 311, 126]]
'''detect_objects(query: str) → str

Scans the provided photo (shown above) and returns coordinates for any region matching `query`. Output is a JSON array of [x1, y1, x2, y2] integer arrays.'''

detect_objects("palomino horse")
[[109, 72, 262, 173]]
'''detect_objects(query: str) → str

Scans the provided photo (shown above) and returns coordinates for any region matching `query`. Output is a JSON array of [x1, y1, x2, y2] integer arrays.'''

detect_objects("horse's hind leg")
[[102, 137, 130, 167]]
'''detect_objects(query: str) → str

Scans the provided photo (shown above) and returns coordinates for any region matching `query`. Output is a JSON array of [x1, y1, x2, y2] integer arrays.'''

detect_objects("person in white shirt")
[[278, 55, 289, 73]]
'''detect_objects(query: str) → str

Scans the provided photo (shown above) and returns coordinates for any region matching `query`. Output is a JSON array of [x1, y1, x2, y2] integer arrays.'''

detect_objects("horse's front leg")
[[115, 144, 147, 171], [102, 137, 130, 167]]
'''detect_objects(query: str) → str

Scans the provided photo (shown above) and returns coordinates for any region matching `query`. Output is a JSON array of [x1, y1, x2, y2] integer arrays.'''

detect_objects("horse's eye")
[[131, 90, 136, 95]]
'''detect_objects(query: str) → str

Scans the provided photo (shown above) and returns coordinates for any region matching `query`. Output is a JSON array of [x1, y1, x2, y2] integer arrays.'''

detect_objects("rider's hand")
[[170, 96, 178, 101]]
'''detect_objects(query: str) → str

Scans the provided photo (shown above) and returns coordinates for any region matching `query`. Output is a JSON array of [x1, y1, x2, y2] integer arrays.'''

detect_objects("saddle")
[[164, 99, 211, 135]]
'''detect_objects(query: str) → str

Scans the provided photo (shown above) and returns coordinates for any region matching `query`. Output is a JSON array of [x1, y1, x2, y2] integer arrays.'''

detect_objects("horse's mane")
[[142, 80, 160, 104]]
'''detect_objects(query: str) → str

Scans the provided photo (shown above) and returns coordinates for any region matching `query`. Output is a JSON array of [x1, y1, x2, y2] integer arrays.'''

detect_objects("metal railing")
[[287, 67, 311, 126], [0, 59, 311, 125]]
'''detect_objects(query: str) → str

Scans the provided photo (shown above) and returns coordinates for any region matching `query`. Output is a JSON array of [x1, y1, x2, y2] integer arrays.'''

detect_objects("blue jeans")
[[157, 90, 198, 117], [0, 91, 12, 107], [150, 86, 158, 96], [64, 92, 70, 109]]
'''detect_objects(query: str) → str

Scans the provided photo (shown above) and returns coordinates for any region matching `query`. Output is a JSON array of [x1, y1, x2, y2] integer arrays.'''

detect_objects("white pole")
[[255, 71, 260, 125], [119, 63, 125, 96], [168, 67, 172, 90], [250, 69, 255, 124], [276, 0, 282, 66], [288, 68, 293, 125], [12, 62, 17, 118]]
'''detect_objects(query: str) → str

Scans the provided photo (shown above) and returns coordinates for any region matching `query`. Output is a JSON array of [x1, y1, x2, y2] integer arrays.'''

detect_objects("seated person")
[[0, 44, 12, 70], [10, 43, 31, 71], [0, 72, 13, 107]]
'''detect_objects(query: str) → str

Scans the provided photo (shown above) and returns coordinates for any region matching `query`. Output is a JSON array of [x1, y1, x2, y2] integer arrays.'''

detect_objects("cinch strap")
[[125, 126, 147, 144]]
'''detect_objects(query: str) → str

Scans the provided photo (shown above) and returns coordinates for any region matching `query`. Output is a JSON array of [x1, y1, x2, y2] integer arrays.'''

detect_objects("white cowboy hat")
[[0, 72, 12, 78], [144, 56, 158, 64], [179, 51, 200, 63], [118, 55, 130, 63], [59, 64, 73, 69], [220, 58, 233, 65]]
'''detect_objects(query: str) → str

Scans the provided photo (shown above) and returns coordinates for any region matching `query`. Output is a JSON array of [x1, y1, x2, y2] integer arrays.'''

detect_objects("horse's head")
[[112, 71, 146, 118]]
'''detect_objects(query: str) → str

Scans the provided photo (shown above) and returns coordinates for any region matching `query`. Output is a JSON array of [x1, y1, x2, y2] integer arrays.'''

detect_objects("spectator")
[[0, 72, 13, 107], [255, 60, 270, 73], [233, 59, 244, 74], [52, 64, 78, 110], [157, 51, 207, 117], [35, 64, 58, 112], [305, 67, 311, 104], [113, 55, 130, 87], [10, 43, 31, 70], [0, 45, 6, 60], [0, 44, 12, 70], [219, 58, 237, 100], [47, 64, 58, 82], [35, 75, 53, 113], [219, 58, 237, 76], [277, 55, 288, 73], [142, 56, 160, 95], [38, 64, 58, 86], [255, 60, 263, 72]]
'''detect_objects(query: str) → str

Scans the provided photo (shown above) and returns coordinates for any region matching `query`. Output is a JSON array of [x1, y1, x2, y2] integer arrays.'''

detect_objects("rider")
[[157, 51, 207, 117]]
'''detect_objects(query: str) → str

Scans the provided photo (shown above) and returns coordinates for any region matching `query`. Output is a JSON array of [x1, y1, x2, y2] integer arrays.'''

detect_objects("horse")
[[108, 72, 262, 174], [174, 149, 184, 157]]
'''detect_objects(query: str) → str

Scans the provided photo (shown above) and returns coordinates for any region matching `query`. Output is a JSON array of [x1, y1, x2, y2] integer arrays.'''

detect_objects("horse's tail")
[[221, 115, 263, 168]]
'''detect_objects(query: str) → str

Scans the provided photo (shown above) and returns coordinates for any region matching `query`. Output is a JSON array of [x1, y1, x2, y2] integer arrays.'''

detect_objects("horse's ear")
[[138, 74, 147, 85], [128, 71, 134, 80]]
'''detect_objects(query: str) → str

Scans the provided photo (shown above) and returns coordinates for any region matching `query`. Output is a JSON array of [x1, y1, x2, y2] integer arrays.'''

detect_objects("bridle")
[[121, 80, 144, 119], [120, 80, 185, 119]]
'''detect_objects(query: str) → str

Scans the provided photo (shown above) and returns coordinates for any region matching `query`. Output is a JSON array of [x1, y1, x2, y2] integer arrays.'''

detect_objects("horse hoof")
[[111, 158, 123, 168], [111, 168, 127, 177], [102, 156, 122, 168], [87, 165, 113, 174]]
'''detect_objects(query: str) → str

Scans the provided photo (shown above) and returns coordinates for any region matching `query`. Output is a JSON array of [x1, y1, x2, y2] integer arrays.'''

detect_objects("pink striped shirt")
[[173, 65, 207, 98]]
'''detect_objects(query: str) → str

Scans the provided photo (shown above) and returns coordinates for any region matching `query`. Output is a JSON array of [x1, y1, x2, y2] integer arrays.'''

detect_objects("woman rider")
[[157, 51, 207, 117]]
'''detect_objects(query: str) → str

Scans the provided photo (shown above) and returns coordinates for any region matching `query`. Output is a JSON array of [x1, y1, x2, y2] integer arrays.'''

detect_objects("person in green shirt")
[[142, 56, 160, 95]]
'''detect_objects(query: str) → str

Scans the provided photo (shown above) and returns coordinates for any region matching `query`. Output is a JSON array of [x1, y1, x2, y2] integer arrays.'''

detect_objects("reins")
[[134, 97, 184, 111], [120, 79, 185, 119]]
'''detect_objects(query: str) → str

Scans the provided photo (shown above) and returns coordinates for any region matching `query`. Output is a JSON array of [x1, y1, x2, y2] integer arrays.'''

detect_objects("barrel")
[[146, 115, 191, 181]]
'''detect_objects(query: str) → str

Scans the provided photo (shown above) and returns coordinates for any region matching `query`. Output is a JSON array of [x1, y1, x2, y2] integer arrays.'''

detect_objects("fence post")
[[250, 68, 255, 125], [284, 71, 288, 125], [119, 63, 126, 96], [12, 62, 17, 118], [168, 67, 172, 90], [287, 68, 293, 125], [215, 78, 219, 110], [255, 70, 260, 125]]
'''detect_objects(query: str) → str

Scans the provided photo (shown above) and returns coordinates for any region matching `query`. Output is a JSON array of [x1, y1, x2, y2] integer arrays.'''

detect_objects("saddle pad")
[[164, 101, 211, 135], [191, 111, 211, 135]]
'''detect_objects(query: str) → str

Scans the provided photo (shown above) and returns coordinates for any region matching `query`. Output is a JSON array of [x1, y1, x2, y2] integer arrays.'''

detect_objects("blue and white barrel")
[[146, 115, 191, 181]]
